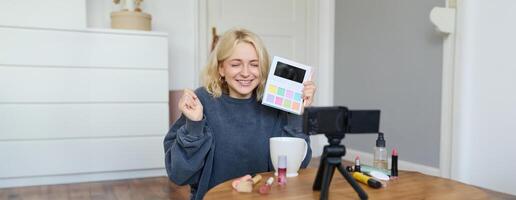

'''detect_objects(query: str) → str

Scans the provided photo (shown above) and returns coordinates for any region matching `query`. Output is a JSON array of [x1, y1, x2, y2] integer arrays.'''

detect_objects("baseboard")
[[343, 148, 441, 177], [0, 168, 167, 189]]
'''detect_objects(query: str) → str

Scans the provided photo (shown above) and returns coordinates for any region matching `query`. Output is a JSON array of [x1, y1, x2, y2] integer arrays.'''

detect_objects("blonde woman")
[[164, 28, 316, 200]]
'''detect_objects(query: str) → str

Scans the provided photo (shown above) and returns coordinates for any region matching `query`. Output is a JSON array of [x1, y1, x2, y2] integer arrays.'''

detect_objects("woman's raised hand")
[[178, 89, 203, 121], [302, 81, 316, 107]]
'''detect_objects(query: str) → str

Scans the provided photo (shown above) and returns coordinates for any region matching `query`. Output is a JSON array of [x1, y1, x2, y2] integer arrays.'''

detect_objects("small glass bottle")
[[373, 132, 388, 170], [277, 155, 287, 185]]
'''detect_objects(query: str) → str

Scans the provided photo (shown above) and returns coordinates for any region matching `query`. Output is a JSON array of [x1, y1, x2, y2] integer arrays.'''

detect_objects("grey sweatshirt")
[[163, 87, 311, 200]]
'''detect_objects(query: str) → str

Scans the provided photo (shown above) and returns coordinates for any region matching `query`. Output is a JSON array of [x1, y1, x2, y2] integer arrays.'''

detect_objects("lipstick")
[[391, 148, 398, 179], [354, 156, 361, 172]]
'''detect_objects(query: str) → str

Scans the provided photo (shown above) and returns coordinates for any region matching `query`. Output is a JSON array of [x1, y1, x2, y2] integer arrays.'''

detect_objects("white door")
[[207, 0, 312, 63]]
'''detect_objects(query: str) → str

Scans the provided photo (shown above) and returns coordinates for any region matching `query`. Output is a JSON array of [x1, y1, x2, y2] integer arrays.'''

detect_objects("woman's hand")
[[302, 81, 316, 107], [178, 89, 203, 121]]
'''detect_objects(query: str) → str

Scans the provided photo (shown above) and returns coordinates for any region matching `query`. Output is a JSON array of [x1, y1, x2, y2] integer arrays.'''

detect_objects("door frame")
[[438, 0, 459, 179]]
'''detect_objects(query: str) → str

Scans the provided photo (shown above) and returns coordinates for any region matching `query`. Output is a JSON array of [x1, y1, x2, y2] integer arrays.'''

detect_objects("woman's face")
[[219, 42, 261, 99]]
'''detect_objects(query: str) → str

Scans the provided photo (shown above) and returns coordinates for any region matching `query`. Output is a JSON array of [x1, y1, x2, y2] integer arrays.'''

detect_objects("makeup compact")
[[262, 56, 312, 115]]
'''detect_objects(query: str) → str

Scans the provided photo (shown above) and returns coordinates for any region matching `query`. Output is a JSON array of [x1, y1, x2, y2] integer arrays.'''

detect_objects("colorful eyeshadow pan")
[[265, 84, 303, 114]]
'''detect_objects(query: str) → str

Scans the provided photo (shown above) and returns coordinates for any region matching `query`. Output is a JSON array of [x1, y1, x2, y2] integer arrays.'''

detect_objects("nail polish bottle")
[[259, 177, 274, 194], [277, 155, 287, 185]]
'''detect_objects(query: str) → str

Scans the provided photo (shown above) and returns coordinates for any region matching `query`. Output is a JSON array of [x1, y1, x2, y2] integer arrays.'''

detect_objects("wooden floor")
[[1, 159, 515, 200], [0, 177, 193, 200]]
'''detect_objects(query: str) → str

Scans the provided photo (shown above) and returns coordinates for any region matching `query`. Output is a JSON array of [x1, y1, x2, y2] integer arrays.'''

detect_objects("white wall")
[[87, 0, 198, 90], [0, 0, 86, 29], [451, 0, 516, 195], [334, 0, 444, 169]]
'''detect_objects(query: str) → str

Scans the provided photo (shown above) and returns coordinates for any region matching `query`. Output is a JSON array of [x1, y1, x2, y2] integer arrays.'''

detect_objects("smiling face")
[[218, 42, 261, 99]]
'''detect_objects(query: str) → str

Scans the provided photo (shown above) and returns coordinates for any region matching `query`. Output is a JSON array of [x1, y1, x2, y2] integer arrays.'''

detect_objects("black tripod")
[[313, 136, 368, 200]]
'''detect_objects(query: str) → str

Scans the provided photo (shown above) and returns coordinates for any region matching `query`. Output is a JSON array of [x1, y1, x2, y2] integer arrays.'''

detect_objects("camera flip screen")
[[303, 106, 380, 135], [347, 110, 380, 133]]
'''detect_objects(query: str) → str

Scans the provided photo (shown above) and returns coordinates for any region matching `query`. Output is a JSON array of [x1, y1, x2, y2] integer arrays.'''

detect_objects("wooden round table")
[[205, 168, 492, 200]]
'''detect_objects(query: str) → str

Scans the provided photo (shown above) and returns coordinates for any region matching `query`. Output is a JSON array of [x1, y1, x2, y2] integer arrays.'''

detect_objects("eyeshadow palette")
[[262, 56, 312, 115]]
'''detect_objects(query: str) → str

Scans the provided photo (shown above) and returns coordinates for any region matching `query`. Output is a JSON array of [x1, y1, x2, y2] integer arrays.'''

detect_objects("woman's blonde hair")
[[202, 28, 270, 100]]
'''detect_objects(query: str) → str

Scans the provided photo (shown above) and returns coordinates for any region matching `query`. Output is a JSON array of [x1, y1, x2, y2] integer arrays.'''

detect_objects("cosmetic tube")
[[352, 172, 382, 189]]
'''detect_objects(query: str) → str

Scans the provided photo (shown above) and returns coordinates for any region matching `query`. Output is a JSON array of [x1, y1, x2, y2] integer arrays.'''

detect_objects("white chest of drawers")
[[0, 26, 169, 188]]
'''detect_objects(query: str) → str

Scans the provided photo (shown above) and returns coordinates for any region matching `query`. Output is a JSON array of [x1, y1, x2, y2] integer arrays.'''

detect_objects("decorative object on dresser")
[[111, 0, 151, 31]]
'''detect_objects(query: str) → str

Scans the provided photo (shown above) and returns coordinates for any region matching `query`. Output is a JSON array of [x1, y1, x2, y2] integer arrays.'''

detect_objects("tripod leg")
[[337, 164, 368, 200], [319, 163, 336, 200], [313, 149, 328, 190]]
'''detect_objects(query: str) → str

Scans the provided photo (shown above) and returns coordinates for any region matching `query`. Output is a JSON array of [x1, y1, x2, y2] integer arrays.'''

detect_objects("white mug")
[[270, 137, 308, 177]]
